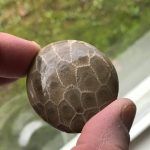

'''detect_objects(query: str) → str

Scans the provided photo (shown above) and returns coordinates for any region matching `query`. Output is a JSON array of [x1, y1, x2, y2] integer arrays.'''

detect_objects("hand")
[[73, 99, 136, 150], [0, 32, 40, 85], [0, 33, 136, 150]]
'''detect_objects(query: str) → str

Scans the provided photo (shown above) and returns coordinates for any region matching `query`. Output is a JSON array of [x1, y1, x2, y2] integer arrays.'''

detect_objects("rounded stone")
[[26, 40, 119, 133]]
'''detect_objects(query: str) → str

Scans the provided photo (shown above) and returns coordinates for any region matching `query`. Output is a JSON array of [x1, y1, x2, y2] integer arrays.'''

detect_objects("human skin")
[[0, 32, 136, 150]]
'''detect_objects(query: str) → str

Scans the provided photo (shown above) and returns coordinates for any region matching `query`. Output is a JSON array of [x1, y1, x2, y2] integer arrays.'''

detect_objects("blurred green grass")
[[0, 0, 150, 149]]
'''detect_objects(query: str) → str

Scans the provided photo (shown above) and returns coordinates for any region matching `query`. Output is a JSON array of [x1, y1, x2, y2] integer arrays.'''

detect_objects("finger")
[[0, 32, 40, 78], [0, 77, 17, 85], [73, 98, 136, 150]]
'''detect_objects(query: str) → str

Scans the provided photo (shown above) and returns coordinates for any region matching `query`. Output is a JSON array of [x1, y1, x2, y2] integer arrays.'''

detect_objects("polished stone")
[[26, 40, 119, 133]]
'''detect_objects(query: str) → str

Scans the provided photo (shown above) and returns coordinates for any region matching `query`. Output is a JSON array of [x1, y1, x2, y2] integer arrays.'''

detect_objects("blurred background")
[[0, 0, 150, 150]]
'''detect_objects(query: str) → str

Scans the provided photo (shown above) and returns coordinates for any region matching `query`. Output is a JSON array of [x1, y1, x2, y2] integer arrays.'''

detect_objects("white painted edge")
[[60, 134, 80, 150], [130, 112, 150, 141], [18, 120, 44, 147], [124, 76, 150, 102]]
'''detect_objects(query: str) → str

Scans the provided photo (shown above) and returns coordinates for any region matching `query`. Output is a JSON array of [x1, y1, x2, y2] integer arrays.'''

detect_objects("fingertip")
[[31, 41, 41, 51], [101, 98, 136, 130], [120, 99, 136, 131], [116, 98, 136, 106], [0, 32, 41, 78]]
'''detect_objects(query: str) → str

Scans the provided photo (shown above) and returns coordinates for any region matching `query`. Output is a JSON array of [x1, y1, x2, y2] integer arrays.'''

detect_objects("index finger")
[[0, 32, 40, 78]]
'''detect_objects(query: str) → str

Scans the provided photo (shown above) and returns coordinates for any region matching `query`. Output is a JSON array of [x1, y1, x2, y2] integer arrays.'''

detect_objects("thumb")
[[73, 98, 136, 150]]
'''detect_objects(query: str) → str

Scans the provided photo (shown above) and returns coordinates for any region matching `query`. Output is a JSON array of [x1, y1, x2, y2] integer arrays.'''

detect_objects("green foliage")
[[0, 0, 150, 57]]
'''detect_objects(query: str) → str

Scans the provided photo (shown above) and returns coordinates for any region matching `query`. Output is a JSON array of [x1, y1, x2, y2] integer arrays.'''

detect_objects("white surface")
[[18, 120, 44, 147], [130, 127, 150, 150], [130, 112, 150, 141], [60, 135, 80, 150], [124, 76, 150, 103]]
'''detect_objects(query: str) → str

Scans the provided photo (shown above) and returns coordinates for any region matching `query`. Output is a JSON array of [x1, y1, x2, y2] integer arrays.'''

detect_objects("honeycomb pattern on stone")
[[27, 40, 119, 133]]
